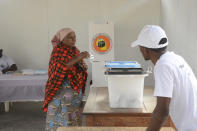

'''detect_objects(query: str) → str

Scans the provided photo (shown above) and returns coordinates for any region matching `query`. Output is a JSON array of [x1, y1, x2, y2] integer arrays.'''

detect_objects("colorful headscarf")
[[43, 28, 87, 112], [51, 28, 74, 48]]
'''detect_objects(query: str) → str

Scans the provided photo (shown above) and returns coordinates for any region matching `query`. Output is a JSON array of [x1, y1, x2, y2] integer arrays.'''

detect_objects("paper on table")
[[34, 70, 48, 75], [21, 69, 34, 75]]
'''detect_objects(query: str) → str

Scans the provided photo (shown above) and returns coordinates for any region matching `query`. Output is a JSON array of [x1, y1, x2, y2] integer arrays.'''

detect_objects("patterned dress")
[[45, 78, 83, 131]]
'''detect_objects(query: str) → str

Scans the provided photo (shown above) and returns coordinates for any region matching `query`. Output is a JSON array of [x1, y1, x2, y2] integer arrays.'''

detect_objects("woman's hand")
[[79, 51, 90, 59], [66, 51, 89, 68]]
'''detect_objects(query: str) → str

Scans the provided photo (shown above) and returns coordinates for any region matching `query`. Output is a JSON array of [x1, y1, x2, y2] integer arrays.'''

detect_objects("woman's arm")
[[66, 51, 89, 68]]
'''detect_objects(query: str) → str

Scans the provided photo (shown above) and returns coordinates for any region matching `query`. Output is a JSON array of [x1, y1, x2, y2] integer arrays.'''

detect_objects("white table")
[[0, 74, 48, 112]]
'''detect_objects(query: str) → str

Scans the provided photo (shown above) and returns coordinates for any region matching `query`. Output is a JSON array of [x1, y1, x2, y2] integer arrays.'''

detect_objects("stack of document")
[[105, 61, 143, 75]]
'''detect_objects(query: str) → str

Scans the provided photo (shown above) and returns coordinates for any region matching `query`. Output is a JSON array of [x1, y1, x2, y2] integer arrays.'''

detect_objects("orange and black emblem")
[[92, 33, 112, 54]]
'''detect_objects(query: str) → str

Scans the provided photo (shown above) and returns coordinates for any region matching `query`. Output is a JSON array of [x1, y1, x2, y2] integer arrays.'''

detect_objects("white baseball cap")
[[131, 25, 168, 48]]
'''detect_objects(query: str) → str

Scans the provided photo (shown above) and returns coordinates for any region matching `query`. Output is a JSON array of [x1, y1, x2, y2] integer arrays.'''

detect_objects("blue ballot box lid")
[[105, 61, 141, 68]]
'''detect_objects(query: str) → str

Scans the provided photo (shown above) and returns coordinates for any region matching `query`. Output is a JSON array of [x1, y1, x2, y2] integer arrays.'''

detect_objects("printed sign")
[[92, 33, 112, 54]]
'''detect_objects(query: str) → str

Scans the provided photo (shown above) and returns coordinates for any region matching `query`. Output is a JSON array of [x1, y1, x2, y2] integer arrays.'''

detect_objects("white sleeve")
[[5, 56, 15, 67], [154, 65, 174, 98]]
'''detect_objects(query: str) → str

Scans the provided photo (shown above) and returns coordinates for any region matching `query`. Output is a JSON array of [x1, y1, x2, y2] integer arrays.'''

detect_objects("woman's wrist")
[[79, 53, 85, 60]]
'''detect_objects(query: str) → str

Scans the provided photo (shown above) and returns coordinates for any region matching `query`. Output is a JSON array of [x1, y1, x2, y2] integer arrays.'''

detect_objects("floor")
[[0, 87, 154, 131], [0, 102, 46, 131], [0, 102, 86, 131]]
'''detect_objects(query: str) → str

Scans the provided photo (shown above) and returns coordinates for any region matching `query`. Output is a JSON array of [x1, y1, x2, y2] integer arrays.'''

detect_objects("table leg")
[[4, 102, 9, 112]]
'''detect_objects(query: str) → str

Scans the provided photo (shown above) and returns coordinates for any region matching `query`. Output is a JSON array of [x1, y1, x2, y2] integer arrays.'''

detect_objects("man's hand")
[[146, 97, 171, 131], [2, 64, 17, 74], [2, 68, 8, 74]]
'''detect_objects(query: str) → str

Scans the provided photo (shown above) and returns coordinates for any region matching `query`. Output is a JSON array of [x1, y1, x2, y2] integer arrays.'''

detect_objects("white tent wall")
[[0, 0, 161, 87], [161, 0, 197, 77], [0, 0, 49, 70]]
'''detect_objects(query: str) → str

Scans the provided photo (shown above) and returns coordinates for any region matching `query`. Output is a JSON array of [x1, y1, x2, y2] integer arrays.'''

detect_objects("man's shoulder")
[[1, 55, 11, 60], [1, 55, 15, 64], [155, 52, 180, 69], [0, 55, 7, 59], [154, 59, 174, 75], [155, 59, 173, 70]]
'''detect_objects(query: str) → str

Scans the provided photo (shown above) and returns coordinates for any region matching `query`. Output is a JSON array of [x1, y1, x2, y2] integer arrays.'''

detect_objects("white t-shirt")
[[154, 51, 197, 131], [0, 55, 15, 71]]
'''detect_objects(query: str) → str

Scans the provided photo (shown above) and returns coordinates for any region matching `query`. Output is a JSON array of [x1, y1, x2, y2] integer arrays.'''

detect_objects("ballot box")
[[105, 61, 148, 108]]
